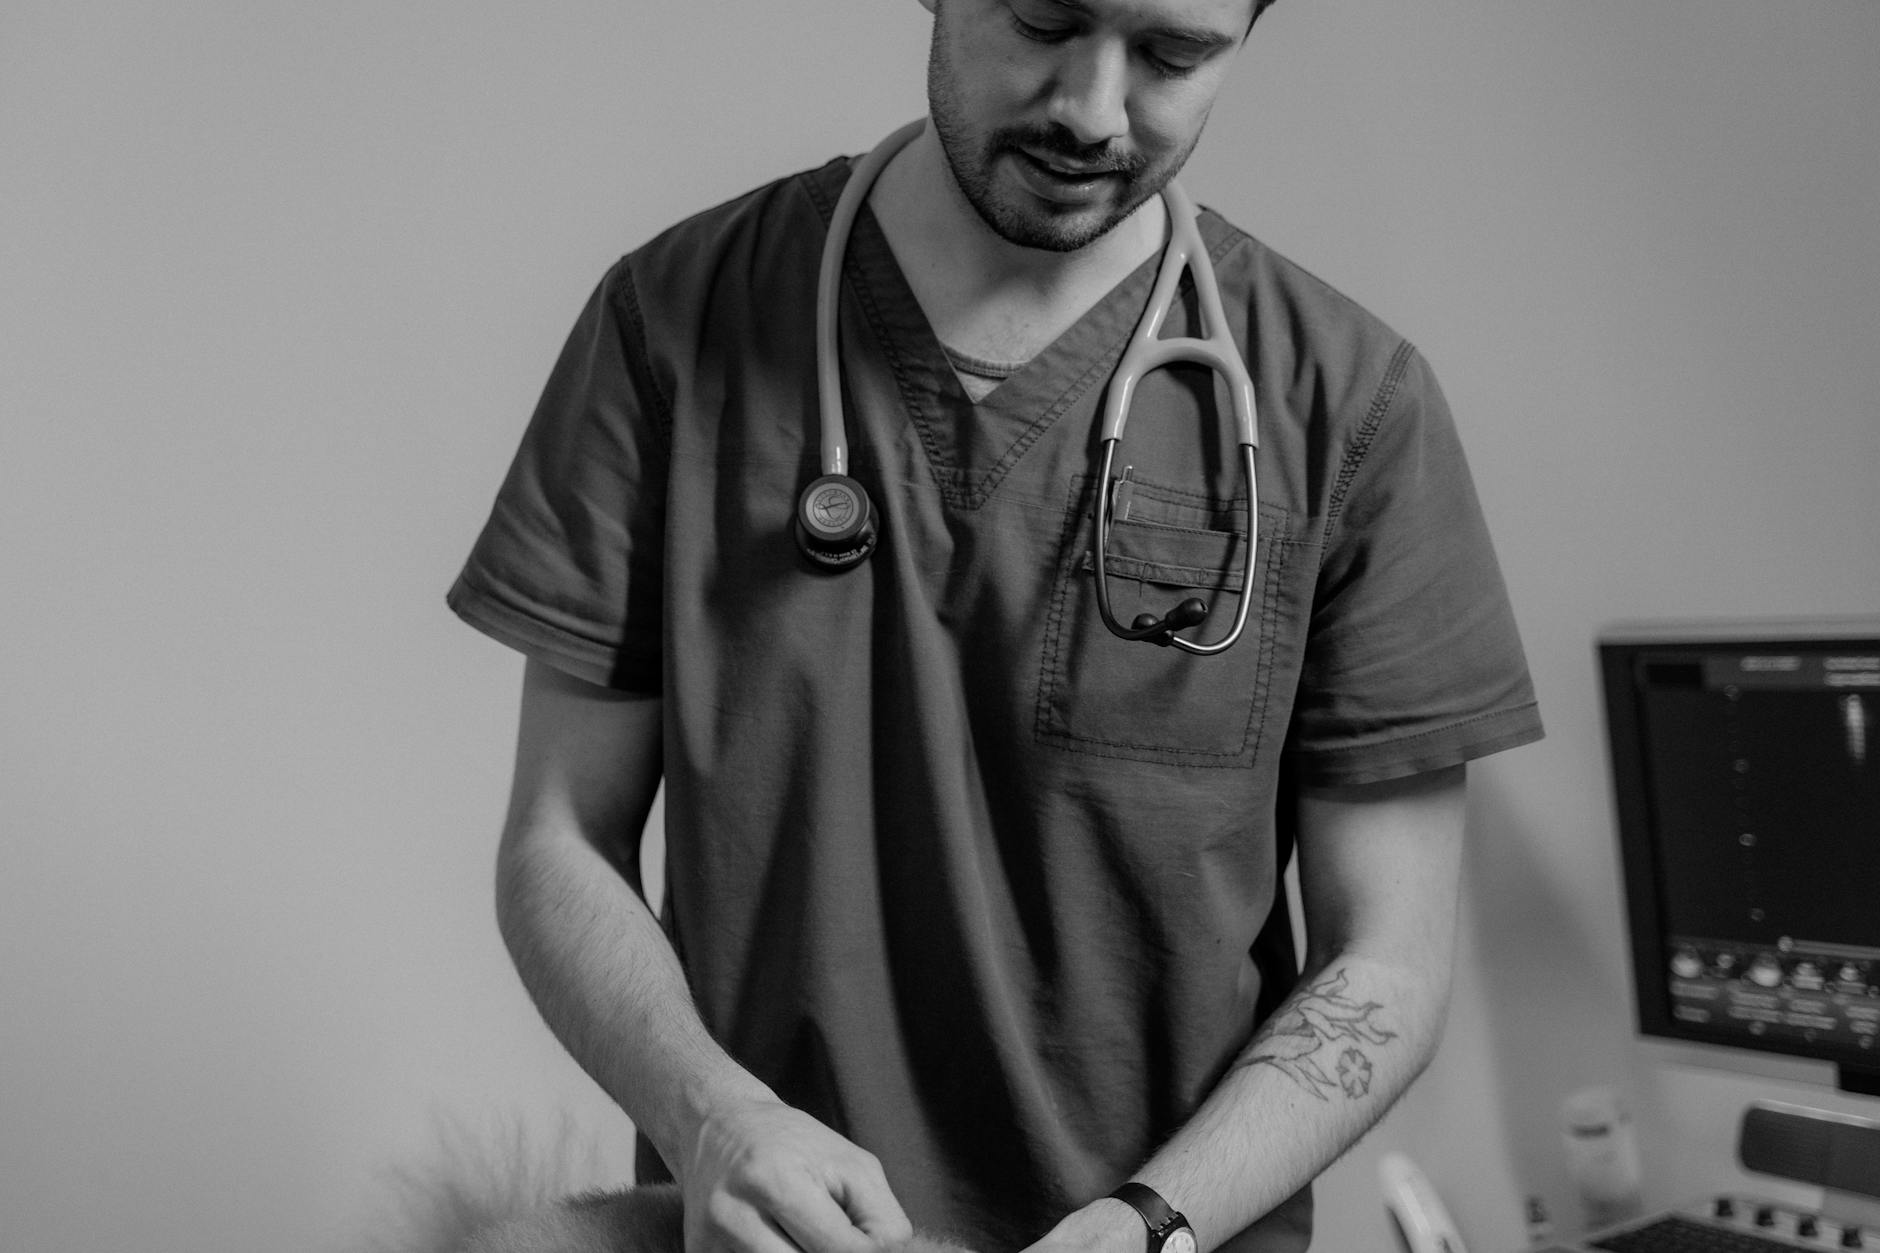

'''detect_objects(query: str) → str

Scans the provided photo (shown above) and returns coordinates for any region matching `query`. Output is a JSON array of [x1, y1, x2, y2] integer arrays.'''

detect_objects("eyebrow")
[[1038, 0, 1244, 52]]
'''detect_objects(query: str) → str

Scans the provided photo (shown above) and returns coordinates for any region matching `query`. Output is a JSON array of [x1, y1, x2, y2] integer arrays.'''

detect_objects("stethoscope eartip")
[[1170, 598, 1209, 629], [1129, 598, 1210, 645]]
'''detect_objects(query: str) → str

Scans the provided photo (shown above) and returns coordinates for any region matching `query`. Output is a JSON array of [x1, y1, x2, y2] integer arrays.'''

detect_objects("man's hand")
[[682, 1098, 912, 1253]]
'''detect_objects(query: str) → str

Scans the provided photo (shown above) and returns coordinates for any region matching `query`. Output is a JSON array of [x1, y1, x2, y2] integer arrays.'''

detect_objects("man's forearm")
[[1032, 949, 1449, 1253], [495, 817, 774, 1169], [1033, 767, 1468, 1253], [495, 666, 913, 1252], [1137, 947, 1450, 1247]]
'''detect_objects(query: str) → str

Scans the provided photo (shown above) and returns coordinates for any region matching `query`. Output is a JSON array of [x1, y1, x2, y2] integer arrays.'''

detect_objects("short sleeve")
[[446, 259, 668, 692], [1285, 346, 1543, 786]]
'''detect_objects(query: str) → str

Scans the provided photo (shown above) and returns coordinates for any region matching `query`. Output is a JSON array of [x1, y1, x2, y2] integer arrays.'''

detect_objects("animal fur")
[[367, 1124, 979, 1253], [456, 1183, 685, 1253]]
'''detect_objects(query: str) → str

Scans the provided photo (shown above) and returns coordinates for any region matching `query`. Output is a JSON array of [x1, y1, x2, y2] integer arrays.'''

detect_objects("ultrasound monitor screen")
[[1601, 626, 1880, 1079]]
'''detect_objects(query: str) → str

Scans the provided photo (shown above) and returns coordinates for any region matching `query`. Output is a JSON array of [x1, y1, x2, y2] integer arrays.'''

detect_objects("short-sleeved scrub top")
[[449, 156, 1544, 1253]]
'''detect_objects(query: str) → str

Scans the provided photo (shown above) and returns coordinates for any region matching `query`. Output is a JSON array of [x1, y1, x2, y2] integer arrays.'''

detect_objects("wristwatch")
[[1108, 1182, 1197, 1253]]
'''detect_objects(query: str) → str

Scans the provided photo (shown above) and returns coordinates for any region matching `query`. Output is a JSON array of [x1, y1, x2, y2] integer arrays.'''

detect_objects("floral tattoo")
[[1242, 969, 1395, 1101]]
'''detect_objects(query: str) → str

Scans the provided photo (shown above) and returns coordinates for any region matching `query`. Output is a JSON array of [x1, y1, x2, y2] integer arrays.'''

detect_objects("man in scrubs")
[[448, 2, 1544, 1252]]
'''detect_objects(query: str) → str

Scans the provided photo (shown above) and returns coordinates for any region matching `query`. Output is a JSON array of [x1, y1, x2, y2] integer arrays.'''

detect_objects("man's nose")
[[1045, 43, 1130, 147]]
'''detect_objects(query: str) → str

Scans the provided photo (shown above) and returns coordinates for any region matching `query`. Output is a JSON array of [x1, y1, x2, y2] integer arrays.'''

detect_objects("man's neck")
[[867, 129, 1164, 365]]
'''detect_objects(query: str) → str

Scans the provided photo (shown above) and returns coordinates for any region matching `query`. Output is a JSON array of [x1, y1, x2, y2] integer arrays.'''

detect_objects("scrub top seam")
[[1287, 700, 1546, 786], [942, 344, 1029, 378], [1322, 338, 1416, 542], [446, 565, 657, 692], [613, 256, 677, 452], [844, 222, 994, 505], [885, 219, 1249, 510]]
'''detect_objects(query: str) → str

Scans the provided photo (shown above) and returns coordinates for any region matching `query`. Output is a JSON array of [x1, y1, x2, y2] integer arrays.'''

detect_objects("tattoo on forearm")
[[1242, 968, 1396, 1101]]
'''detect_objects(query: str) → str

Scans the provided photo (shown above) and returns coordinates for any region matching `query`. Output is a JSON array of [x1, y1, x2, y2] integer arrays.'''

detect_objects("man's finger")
[[767, 1179, 889, 1253], [833, 1164, 913, 1243]]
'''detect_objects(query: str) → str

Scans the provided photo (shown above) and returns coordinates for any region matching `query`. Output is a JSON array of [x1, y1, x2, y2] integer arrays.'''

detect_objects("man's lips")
[[1015, 146, 1124, 181], [1007, 147, 1129, 204]]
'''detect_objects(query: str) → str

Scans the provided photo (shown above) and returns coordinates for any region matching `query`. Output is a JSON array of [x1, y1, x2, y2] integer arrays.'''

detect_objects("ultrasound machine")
[[1536, 618, 1880, 1253]]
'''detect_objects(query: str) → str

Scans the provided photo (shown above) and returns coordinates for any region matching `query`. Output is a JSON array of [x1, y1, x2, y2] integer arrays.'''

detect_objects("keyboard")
[[1563, 1199, 1877, 1253], [1590, 1215, 1811, 1252]]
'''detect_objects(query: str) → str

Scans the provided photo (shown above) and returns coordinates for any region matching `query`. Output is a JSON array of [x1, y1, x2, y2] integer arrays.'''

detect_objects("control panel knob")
[[1799, 1216, 1820, 1239], [1715, 1197, 1737, 1220], [1756, 1206, 1777, 1227], [1842, 1226, 1862, 1249]]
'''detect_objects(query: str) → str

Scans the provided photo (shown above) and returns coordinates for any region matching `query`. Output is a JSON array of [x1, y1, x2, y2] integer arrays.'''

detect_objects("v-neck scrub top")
[[449, 157, 1543, 1253]]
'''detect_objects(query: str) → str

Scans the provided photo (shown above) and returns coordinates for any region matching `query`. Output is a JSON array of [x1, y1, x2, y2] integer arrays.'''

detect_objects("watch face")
[[1165, 1229, 1197, 1253]]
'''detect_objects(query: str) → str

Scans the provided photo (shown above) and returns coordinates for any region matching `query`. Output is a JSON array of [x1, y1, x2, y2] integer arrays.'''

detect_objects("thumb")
[[834, 1170, 913, 1243]]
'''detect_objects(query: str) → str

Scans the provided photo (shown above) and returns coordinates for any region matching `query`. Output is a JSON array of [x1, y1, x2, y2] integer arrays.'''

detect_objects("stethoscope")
[[795, 119, 1259, 655]]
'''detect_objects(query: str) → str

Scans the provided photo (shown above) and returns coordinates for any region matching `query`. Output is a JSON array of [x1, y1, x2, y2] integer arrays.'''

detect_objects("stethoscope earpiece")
[[794, 473, 878, 571]]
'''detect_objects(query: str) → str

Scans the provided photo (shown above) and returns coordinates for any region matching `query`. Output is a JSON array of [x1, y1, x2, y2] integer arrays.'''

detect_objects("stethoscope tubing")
[[817, 118, 928, 478], [1091, 180, 1260, 655], [815, 119, 1260, 656], [1096, 179, 1258, 451]]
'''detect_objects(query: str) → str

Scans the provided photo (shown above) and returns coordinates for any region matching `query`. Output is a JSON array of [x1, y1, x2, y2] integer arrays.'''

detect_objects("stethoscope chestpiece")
[[794, 473, 878, 571], [795, 119, 925, 576]]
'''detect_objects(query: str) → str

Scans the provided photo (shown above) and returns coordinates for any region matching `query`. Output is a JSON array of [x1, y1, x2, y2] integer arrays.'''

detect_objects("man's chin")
[[983, 194, 1127, 253], [1001, 220, 1109, 253]]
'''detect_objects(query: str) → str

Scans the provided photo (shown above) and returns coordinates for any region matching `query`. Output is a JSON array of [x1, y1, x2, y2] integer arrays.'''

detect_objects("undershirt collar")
[[941, 344, 1030, 403]]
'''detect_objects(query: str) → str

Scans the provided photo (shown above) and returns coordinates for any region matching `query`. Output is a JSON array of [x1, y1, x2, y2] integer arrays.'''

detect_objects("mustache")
[[996, 124, 1146, 175]]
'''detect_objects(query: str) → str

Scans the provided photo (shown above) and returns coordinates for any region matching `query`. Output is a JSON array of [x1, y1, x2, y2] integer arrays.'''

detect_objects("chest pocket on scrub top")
[[1035, 473, 1286, 767]]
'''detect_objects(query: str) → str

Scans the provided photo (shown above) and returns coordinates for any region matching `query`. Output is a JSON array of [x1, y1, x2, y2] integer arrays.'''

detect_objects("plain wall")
[[2, 3, 1875, 1251]]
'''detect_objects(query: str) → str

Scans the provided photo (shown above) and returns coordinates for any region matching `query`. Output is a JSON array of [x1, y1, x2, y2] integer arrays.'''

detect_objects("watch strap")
[[1108, 1182, 1190, 1252]]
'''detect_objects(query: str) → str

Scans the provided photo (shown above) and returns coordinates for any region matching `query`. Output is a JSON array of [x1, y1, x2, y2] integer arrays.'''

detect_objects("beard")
[[926, 36, 1198, 252]]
